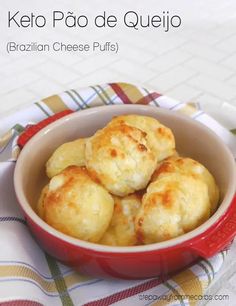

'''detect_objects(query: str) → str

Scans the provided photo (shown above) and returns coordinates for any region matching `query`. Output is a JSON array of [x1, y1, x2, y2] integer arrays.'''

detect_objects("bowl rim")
[[14, 104, 236, 253]]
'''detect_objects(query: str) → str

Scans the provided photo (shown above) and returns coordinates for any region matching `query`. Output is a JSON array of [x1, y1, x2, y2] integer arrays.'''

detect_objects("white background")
[[0, 0, 235, 129]]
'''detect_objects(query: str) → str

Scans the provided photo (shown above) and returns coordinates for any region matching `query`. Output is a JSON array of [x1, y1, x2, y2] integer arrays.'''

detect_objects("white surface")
[[0, 0, 236, 305], [0, 0, 235, 123]]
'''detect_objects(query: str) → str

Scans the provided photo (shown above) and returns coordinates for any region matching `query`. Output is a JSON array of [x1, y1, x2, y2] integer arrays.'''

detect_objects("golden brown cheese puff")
[[135, 173, 211, 244], [38, 185, 49, 219], [37, 166, 114, 243], [99, 193, 142, 246], [46, 138, 87, 178], [152, 157, 219, 214], [108, 115, 176, 162], [85, 124, 157, 196]]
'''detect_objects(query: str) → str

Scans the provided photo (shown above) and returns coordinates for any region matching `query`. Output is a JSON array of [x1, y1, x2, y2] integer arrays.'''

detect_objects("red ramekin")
[[14, 105, 236, 279]]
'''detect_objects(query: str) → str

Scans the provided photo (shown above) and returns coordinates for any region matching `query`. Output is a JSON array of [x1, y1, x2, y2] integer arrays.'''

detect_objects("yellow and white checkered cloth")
[[0, 83, 235, 306]]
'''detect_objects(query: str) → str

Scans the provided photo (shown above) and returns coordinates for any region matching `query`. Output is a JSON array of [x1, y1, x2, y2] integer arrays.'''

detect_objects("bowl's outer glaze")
[[22, 195, 236, 279], [14, 105, 236, 279]]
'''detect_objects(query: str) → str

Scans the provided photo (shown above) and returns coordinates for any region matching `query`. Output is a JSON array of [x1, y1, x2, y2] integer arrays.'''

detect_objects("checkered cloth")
[[0, 83, 235, 306]]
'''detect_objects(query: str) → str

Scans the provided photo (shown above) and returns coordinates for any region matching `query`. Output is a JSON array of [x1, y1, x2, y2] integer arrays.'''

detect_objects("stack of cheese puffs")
[[38, 115, 219, 246]]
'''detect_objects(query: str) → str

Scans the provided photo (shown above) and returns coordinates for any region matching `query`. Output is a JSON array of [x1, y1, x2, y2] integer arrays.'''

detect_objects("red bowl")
[[14, 105, 236, 279]]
